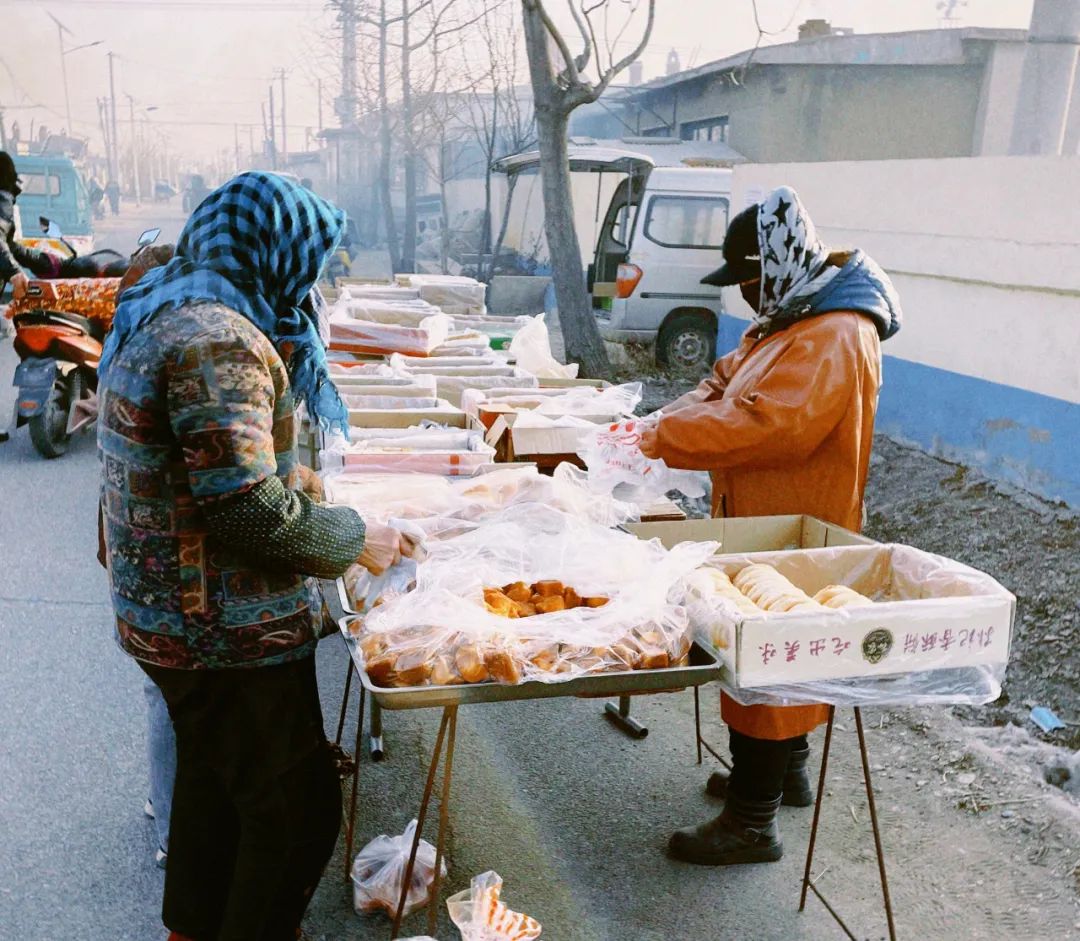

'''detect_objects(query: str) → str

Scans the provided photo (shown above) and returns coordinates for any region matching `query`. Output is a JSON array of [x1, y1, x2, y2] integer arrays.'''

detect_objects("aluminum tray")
[[336, 576, 359, 616], [337, 616, 722, 710]]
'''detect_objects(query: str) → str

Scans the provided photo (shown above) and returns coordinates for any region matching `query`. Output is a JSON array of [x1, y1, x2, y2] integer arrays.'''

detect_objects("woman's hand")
[[639, 421, 661, 460], [10, 271, 28, 301], [298, 464, 324, 501], [357, 523, 416, 576]]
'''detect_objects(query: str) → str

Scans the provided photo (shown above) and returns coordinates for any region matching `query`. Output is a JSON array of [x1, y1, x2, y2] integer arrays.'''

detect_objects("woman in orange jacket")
[[640, 186, 902, 866]]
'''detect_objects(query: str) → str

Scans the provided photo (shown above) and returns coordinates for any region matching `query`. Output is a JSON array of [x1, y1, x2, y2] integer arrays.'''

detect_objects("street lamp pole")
[[49, 13, 103, 137], [125, 93, 141, 206]]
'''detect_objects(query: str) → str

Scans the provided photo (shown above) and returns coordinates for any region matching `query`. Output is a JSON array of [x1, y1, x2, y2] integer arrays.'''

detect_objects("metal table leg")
[[391, 707, 455, 940], [427, 708, 458, 937], [334, 658, 354, 748], [855, 707, 897, 941], [692, 685, 731, 771], [603, 694, 648, 738], [798, 705, 897, 941], [343, 683, 366, 884], [370, 699, 385, 761]]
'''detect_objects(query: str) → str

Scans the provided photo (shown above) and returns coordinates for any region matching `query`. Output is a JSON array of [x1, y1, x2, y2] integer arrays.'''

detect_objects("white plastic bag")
[[352, 819, 447, 919], [356, 504, 718, 688], [447, 871, 541, 941], [508, 314, 578, 379], [579, 418, 708, 504]]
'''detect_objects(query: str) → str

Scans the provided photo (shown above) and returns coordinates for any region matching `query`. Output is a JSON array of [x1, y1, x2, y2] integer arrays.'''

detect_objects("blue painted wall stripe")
[[715, 314, 1080, 507]]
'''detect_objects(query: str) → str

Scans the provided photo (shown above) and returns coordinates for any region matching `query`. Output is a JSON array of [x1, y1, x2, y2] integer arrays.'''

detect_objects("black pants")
[[141, 656, 342, 941], [728, 729, 807, 802]]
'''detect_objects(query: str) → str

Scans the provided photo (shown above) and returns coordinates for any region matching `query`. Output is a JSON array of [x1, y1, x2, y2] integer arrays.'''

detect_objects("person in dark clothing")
[[0, 151, 59, 299], [98, 172, 412, 940], [105, 178, 120, 215]]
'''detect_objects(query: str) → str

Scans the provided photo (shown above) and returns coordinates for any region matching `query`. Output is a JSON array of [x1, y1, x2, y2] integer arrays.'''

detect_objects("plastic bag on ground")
[[352, 819, 447, 919], [507, 313, 578, 379], [579, 419, 708, 504], [447, 871, 541, 941]]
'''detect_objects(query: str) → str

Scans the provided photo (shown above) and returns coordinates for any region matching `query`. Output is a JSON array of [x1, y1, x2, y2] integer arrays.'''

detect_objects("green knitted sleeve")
[[204, 475, 366, 579]]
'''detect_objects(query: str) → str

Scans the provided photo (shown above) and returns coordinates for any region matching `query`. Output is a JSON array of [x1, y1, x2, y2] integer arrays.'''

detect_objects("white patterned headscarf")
[[754, 186, 840, 332]]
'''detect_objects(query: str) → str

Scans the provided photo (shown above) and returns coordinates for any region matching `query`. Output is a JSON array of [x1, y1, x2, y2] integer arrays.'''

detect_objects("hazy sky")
[[1, 0, 1034, 162]]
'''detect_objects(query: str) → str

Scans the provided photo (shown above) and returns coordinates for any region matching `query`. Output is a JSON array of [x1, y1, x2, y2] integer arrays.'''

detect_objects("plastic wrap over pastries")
[[352, 505, 718, 687]]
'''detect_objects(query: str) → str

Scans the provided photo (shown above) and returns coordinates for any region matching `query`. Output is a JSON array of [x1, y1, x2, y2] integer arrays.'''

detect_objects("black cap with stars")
[[700, 202, 761, 287]]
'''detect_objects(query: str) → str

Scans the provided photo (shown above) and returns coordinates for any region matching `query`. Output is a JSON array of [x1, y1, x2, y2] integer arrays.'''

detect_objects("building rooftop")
[[628, 26, 1027, 94]]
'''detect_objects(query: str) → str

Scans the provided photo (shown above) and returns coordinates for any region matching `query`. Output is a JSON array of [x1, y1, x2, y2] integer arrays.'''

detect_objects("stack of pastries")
[[699, 562, 874, 615]]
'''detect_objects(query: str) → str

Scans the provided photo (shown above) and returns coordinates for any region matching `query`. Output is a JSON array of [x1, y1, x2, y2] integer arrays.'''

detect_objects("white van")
[[495, 144, 734, 369], [590, 163, 732, 368]]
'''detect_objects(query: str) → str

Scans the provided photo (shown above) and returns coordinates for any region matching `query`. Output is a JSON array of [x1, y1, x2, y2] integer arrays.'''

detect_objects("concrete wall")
[[633, 62, 987, 162], [727, 156, 1080, 506]]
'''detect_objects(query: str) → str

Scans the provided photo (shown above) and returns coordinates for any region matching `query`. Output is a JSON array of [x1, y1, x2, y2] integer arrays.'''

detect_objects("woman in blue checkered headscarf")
[[101, 171, 348, 431]]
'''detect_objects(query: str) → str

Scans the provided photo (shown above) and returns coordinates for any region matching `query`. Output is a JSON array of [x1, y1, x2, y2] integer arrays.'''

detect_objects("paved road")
[[3, 203, 1071, 940]]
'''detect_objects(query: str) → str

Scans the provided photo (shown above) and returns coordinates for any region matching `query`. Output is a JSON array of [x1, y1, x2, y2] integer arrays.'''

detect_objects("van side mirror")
[[138, 228, 161, 246]]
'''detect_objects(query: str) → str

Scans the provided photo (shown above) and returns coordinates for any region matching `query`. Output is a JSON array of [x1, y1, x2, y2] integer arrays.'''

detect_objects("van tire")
[[658, 313, 716, 370]]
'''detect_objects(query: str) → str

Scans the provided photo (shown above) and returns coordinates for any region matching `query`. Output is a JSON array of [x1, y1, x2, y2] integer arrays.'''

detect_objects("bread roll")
[[455, 644, 490, 683], [534, 595, 567, 614], [813, 584, 873, 609], [484, 646, 522, 684], [532, 580, 564, 597]]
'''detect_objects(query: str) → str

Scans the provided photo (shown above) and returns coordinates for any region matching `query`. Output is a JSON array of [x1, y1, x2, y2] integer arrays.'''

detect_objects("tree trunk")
[[378, 1, 401, 273], [400, 0, 417, 274], [439, 132, 451, 274], [521, 2, 610, 377], [489, 171, 518, 279]]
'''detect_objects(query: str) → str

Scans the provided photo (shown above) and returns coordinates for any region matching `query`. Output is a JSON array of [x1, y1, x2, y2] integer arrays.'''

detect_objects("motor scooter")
[[1, 218, 160, 457]]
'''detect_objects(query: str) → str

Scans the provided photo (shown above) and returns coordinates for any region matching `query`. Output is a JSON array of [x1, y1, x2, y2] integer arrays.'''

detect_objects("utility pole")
[[234, 123, 241, 173], [125, 93, 141, 205], [248, 124, 255, 161], [268, 84, 277, 170], [50, 14, 73, 135], [317, 77, 323, 134], [277, 68, 288, 166], [107, 53, 120, 184]]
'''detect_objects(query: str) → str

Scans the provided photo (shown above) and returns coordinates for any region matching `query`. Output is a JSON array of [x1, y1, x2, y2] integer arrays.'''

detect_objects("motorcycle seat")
[[13, 308, 107, 343]]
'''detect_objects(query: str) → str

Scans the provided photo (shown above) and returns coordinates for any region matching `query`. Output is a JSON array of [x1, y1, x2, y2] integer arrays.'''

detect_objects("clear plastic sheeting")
[[508, 313, 578, 379], [329, 310, 452, 357], [354, 505, 718, 687], [397, 273, 488, 316], [679, 543, 1015, 707], [579, 418, 709, 504], [351, 819, 446, 919], [325, 464, 637, 553], [447, 871, 541, 941]]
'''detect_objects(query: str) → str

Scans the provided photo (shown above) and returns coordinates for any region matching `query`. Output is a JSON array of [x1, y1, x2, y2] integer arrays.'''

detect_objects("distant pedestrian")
[[105, 179, 120, 215], [97, 171, 412, 941]]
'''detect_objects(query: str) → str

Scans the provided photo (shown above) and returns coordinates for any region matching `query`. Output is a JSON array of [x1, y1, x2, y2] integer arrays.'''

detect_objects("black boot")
[[706, 744, 814, 807], [667, 794, 783, 866]]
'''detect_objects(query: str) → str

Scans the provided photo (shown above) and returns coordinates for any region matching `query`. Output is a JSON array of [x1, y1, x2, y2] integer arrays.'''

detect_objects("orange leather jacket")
[[655, 310, 883, 740]]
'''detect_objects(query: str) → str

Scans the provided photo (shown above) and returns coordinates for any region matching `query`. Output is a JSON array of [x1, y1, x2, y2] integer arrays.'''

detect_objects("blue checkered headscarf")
[[99, 171, 349, 432]]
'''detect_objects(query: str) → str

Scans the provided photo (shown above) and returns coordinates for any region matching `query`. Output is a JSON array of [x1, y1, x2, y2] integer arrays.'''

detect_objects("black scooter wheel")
[[28, 371, 80, 459]]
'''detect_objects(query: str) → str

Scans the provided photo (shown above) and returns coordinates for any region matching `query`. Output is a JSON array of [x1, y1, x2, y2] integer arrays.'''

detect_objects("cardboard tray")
[[347, 399, 467, 429], [337, 616, 722, 710], [627, 514, 873, 553]]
